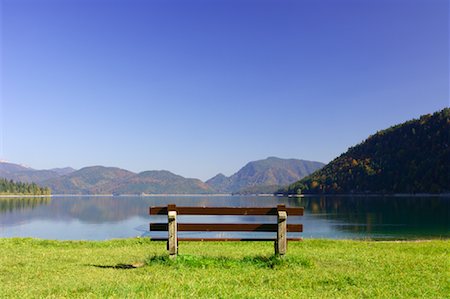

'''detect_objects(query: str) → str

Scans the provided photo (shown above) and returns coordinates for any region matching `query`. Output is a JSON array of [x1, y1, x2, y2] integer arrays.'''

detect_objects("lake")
[[0, 195, 448, 240]]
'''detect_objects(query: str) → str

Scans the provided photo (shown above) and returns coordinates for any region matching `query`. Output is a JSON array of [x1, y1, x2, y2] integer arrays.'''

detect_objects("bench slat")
[[150, 223, 303, 232], [149, 206, 303, 216], [149, 237, 303, 241]]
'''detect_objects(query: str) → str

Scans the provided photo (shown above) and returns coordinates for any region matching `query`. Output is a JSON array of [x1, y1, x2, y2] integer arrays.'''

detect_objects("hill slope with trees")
[[282, 109, 449, 194]]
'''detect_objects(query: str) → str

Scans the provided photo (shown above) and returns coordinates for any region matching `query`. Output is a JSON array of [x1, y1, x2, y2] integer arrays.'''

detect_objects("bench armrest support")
[[168, 210, 177, 257], [276, 211, 287, 255]]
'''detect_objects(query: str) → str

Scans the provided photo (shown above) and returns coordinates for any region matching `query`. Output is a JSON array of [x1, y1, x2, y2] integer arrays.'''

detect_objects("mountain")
[[0, 161, 74, 184], [206, 173, 232, 193], [42, 167, 214, 194], [282, 108, 450, 194], [0, 161, 30, 173], [42, 166, 135, 194], [112, 170, 214, 194], [206, 157, 325, 193]]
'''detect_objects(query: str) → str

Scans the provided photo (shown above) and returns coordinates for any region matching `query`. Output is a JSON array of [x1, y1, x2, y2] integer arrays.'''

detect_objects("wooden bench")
[[149, 204, 303, 256]]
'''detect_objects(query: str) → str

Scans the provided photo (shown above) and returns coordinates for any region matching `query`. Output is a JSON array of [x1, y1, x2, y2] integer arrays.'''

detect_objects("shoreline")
[[282, 193, 450, 198], [1, 192, 449, 198], [1, 236, 449, 242], [0, 194, 52, 198]]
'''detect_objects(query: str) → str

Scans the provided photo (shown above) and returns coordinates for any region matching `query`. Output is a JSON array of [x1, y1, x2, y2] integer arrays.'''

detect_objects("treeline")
[[281, 108, 449, 194], [0, 178, 51, 195]]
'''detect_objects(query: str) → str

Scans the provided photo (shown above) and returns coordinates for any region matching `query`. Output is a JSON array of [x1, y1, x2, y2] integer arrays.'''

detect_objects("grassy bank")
[[0, 238, 448, 298]]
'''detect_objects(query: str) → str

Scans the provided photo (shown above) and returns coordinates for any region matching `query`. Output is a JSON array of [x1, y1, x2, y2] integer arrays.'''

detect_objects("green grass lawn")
[[0, 238, 448, 298]]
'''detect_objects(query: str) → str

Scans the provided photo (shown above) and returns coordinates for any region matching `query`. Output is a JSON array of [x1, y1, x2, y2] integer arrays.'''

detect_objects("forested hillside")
[[0, 178, 51, 195], [283, 109, 449, 194]]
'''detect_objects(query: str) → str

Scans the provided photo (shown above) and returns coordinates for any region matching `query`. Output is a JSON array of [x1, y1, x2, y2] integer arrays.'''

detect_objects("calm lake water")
[[0, 195, 448, 240]]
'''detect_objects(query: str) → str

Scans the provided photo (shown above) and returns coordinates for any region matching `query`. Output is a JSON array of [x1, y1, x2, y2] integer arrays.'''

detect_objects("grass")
[[0, 238, 448, 298]]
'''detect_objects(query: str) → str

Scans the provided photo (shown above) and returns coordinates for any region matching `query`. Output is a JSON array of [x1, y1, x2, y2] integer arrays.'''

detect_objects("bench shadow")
[[88, 262, 145, 270], [86, 255, 311, 270], [146, 254, 312, 269]]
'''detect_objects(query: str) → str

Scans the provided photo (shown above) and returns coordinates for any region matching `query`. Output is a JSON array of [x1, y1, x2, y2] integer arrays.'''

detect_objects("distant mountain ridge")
[[282, 108, 450, 194], [42, 166, 135, 194], [0, 162, 76, 184], [41, 166, 214, 195], [206, 157, 325, 193], [0, 157, 324, 195], [112, 170, 212, 194]]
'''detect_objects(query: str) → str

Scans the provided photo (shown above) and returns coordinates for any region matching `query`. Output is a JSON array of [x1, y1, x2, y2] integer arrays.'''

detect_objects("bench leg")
[[168, 210, 177, 258], [276, 210, 287, 255]]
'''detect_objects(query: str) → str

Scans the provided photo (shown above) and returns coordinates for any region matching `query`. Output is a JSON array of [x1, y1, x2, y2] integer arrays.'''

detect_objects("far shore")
[[286, 193, 450, 198], [1, 192, 449, 198], [0, 194, 53, 198]]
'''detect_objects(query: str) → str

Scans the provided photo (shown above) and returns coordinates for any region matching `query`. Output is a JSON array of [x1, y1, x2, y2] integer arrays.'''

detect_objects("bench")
[[149, 204, 303, 256]]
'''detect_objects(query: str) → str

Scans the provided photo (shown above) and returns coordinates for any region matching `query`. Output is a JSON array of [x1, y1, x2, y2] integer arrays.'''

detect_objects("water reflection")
[[0, 197, 146, 226], [0, 197, 51, 213], [0, 195, 448, 240], [292, 196, 449, 239]]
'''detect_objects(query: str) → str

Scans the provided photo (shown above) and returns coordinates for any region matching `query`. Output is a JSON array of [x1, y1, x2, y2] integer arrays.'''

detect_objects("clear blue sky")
[[0, 0, 448, 180]]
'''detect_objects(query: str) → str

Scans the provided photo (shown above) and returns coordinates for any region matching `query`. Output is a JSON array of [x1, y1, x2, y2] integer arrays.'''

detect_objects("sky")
[[0, 0, 448, 180]]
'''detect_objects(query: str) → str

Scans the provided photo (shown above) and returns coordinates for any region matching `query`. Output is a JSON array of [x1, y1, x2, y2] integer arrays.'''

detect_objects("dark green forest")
[[282, 108, 449, 194], [0, 178, 51, 195]]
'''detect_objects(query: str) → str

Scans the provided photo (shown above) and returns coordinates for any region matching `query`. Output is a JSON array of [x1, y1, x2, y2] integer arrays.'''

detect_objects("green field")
[[0, 238, 448, 298]]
